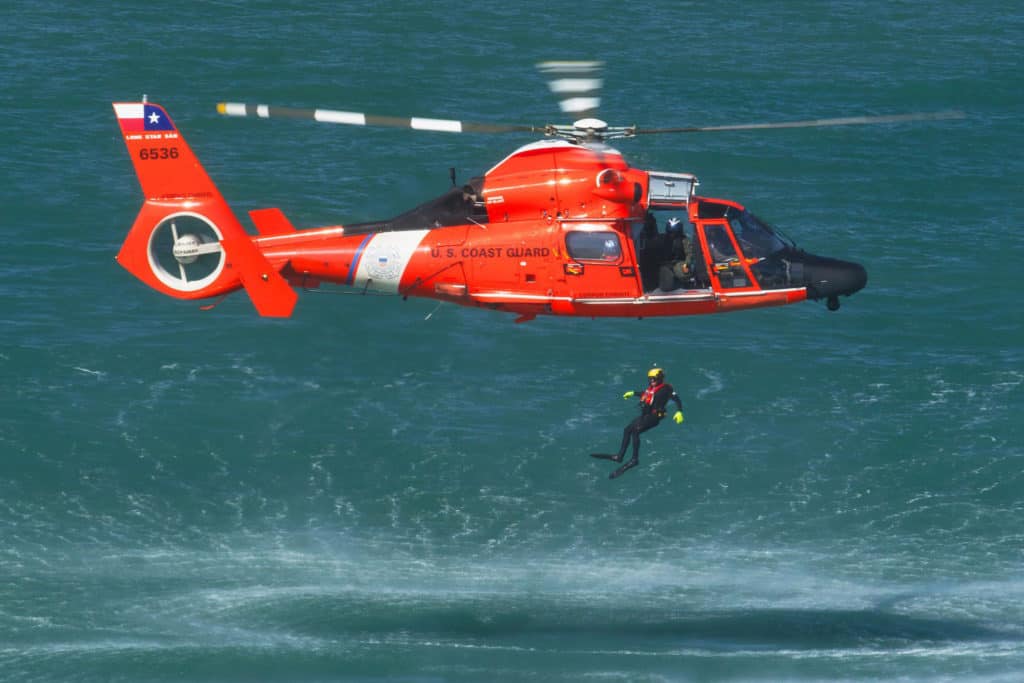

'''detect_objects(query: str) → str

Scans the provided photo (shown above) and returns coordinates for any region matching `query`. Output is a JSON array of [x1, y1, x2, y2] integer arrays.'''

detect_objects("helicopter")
[[112, 62, 961, 321]]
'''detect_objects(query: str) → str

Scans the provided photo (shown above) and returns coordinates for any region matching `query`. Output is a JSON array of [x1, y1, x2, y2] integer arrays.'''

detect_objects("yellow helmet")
[[647, 367, 665, 381]]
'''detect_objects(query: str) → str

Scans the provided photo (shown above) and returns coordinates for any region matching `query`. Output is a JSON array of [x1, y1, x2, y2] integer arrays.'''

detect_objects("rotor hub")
[[172, 233, 202, 264], [573, 117, 608, 133]]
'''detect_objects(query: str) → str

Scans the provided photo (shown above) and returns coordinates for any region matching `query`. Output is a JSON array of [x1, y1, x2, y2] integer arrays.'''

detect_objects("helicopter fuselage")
[[257, 139, 866, 320], [113, 102, 867, 319]]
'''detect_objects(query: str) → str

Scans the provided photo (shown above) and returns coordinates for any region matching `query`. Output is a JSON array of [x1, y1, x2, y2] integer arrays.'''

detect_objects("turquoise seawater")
[[2, 1, 1022, 681]]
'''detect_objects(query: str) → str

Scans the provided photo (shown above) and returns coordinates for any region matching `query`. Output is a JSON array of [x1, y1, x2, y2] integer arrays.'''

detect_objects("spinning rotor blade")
[[537, 60, 603, 119], [217, 102, 545, 135], [633, 110, 965, 135]]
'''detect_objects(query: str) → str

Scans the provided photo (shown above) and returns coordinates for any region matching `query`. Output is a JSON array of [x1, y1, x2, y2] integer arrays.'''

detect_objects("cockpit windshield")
[[726, 209, 793, 259]]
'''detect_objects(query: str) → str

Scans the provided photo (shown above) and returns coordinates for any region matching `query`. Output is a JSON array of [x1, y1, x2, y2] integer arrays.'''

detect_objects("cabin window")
[[566, 231, 622, 262]]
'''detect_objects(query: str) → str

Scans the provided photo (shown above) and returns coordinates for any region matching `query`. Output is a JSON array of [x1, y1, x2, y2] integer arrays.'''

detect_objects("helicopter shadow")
[[282, 594, 1020, 652], [582, 606, 1017, 651]]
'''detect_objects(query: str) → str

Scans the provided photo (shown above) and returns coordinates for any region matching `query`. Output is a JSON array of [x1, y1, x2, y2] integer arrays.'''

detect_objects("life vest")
[[642, 382, 668, 417]]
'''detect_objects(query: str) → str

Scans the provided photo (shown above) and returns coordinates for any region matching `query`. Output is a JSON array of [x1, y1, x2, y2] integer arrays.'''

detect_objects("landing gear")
[[826, 295, 840, 311]]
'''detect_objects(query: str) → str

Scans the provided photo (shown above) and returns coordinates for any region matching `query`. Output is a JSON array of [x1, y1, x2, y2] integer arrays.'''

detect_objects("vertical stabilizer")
[[112, 101, 297, 317]]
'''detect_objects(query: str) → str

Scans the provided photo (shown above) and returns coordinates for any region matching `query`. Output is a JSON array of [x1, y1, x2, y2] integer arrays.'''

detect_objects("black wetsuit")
[[592, 382, 683, 479]]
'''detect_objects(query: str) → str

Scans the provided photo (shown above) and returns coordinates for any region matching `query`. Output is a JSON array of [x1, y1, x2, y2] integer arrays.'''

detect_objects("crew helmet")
[[648, 367, 665, 382]]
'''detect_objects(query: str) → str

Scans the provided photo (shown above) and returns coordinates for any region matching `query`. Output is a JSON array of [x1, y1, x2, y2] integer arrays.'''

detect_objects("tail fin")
[[112, 101, 297, 317]]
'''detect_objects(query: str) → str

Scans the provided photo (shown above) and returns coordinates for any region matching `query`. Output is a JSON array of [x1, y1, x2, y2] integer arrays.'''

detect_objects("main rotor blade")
[[633, 110, 966, 135], [217, 102, 545, 135], [537, 60, 603, 118]]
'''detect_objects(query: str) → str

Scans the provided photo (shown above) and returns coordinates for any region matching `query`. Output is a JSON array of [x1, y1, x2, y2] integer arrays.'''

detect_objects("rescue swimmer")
[[591, 367, 684, 479]]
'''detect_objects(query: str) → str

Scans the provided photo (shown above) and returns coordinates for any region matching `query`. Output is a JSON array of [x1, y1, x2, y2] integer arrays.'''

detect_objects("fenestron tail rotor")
[[148, 213, 225, 293]]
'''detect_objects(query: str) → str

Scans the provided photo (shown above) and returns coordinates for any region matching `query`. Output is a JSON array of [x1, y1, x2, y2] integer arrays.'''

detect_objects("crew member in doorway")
[[591, 367, 684, 479], [637, 211, 661, 291], [659, 217, 693, 291]]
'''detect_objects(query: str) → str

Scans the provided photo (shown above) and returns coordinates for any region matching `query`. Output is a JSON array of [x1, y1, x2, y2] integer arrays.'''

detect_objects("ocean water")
[[2, 1, 1023, 681]]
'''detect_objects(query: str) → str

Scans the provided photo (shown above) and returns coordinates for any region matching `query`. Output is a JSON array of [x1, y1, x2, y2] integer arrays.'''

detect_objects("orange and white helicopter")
[[113, 62, 959, 321]]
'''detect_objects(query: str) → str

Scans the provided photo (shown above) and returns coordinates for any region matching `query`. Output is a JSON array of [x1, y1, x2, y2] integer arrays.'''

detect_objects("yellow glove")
[[622, 390, 636, 399], [673, 411, 684, 424]]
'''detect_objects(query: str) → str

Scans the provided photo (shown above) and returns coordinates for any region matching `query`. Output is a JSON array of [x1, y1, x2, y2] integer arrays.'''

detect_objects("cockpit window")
[[566, 231, 622, 261], [727, 210, 792, 258], [697, 203, 791, 258], [697, 201, 731, 219]]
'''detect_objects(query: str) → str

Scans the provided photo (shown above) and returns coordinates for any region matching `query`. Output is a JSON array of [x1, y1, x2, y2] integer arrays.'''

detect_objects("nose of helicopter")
[[798, 252, 868, 310]]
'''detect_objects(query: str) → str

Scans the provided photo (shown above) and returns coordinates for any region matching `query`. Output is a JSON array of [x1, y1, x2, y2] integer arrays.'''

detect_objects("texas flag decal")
[[113, 103, 176, 133]]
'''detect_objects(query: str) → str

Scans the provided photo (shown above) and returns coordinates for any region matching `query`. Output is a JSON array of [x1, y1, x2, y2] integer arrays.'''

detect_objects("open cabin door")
[[637, 172, 701, 293]]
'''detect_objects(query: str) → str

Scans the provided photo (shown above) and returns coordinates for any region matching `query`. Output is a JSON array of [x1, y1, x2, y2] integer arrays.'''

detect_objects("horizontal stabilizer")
[[249, 207, 296, 236]]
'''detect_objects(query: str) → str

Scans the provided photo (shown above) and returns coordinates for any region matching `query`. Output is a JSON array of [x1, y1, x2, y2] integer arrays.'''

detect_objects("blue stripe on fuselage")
[[345, 233, 374, 286]]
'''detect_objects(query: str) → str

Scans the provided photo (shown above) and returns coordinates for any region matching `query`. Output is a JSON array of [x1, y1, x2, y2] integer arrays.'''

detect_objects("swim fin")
[[609, 458, 639, 479], [590, 453, 622, 462]]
